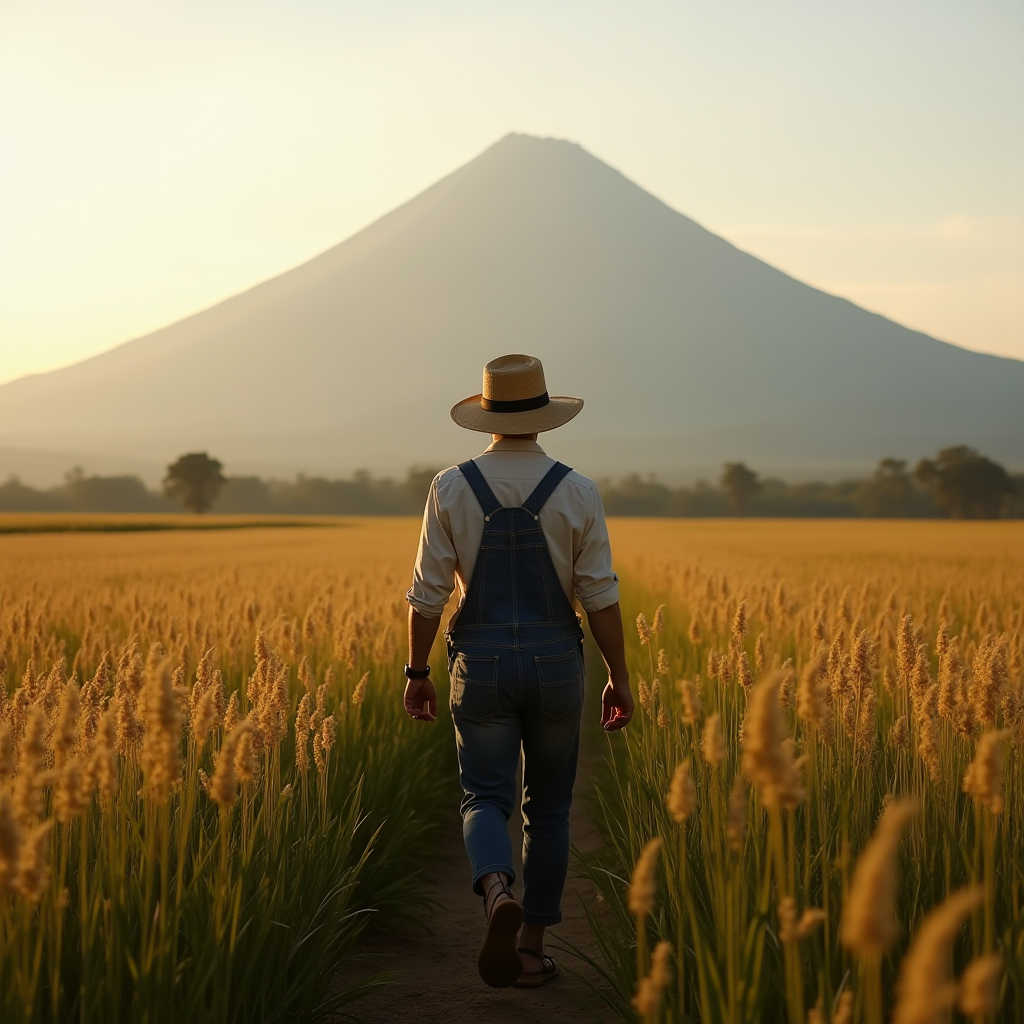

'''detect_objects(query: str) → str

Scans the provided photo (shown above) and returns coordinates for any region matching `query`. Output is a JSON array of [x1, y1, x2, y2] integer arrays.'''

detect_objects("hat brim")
[[450, 395, 584, 433]]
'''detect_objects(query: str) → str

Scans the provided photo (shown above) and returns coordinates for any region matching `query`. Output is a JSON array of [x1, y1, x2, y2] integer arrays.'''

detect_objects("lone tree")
[[721, 462, 761, 515], [914, 446, 1013, 519], [164, 453, 225, 514]]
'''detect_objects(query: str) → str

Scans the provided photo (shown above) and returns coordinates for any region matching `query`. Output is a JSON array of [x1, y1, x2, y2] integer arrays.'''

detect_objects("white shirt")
[[406, 438, 620, 619]]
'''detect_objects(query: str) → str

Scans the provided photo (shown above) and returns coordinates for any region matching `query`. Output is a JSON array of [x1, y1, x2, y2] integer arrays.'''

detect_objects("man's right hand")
[[403, 676, 437, 722], [600, 678, 633, 731]]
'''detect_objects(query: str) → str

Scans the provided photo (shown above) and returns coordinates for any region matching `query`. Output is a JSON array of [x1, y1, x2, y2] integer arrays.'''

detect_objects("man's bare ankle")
[[518, 922, 545, 955], [481, 872, 513, 916]]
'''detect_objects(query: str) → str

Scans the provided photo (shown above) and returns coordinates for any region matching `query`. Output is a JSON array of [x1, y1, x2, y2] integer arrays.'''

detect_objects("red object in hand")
[[600, 679, 633, 731]]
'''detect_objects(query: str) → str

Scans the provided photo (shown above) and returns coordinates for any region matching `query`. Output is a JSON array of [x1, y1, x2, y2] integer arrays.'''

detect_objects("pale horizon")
[[1, 0, 1022, 386]]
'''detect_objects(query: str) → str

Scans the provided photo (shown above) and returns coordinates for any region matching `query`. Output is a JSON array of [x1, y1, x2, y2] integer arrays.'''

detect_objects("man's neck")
[[484, 436, 546, 454]]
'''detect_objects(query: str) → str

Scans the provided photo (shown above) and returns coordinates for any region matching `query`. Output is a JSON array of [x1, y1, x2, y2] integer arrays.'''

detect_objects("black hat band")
[[479, 392, 550, 413]]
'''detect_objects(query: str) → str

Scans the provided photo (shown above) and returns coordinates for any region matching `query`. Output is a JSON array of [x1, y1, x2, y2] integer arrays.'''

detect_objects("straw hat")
[[450, 354, 584, 434]]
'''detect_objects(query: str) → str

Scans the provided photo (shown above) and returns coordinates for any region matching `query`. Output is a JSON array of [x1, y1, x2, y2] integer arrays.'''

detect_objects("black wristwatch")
[[404, 664, 431, 680]]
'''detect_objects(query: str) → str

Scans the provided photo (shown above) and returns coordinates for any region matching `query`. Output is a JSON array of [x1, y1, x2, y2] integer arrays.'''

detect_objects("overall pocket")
[[535, 648, 584, 721], [449, 653, 500, 721]]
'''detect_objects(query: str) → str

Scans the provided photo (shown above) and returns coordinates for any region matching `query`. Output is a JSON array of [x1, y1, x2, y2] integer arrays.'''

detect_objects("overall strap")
[[457, 460, 503, 517], [522, 462, 573, 516]]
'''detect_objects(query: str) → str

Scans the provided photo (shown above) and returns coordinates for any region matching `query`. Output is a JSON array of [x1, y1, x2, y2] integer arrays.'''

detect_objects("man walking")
[[403, 354, 634, 988]]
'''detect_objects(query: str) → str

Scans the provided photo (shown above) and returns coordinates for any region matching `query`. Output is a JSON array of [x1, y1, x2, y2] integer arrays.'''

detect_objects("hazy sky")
[[1, 0, 1022, 385]]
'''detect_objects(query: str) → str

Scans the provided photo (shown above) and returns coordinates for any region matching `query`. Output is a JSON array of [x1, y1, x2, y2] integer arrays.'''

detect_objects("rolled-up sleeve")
[[406, 475, 458, 618], [573, 484, 620, 613]]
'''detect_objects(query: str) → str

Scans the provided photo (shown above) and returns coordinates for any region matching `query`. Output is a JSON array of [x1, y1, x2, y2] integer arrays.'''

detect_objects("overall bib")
[[446, 458, 585, 927]]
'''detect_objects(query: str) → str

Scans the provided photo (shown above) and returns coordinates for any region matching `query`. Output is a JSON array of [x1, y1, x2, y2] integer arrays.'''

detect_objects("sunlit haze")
[[1, 0, 1022, 385]]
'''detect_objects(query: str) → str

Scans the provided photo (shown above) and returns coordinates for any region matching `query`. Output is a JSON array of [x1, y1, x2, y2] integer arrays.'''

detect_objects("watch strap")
[[404, 664, 431, 680]]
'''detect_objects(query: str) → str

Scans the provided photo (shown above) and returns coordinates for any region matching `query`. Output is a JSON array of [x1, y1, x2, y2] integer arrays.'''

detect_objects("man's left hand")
[[403, 676, 437, 722]]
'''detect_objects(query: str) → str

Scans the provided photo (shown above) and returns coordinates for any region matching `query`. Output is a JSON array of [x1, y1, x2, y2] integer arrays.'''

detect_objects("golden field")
[[589, 520, 1023, 1024], [1, 516, 1022, 1023], [0, 518, 449, 1023], [0, 513, 343, 535]]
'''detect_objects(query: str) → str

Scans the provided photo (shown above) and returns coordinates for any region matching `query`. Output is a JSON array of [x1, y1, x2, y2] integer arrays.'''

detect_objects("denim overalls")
[[446, 458, 585, 927]]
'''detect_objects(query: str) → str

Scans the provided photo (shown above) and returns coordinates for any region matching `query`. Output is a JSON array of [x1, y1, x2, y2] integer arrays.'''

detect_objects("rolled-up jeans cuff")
[[472, 864, 517, 896], [523, 909, 562, 926]]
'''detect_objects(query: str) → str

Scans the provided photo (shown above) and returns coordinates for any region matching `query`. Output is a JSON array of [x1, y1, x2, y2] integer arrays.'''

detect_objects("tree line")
[[1, 446, 1021, 519], [607, 447, 1022, 519]]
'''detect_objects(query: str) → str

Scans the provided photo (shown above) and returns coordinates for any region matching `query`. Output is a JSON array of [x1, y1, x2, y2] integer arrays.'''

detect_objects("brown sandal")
[[513, 947, 561, 987], [477, 879, 524, 988]]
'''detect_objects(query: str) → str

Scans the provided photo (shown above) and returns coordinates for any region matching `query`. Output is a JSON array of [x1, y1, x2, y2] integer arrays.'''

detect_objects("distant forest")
[[1, 447, 1022, 519]]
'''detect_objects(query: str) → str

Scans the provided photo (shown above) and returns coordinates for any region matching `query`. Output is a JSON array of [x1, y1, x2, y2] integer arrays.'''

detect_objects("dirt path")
[[335, 706, 614, 1023]]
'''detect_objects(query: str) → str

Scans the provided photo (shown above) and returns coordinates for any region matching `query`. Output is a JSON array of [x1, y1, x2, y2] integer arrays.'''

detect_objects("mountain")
[[2, 133, 1022, 482]]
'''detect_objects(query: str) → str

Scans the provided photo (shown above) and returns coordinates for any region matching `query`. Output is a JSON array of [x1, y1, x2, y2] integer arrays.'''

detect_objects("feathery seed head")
[[917, 713, 941, 784], [295, 692, 311, 736], [636, 613, 651, 646], [191, 684, 220, 751], [254, 631, 269, 666], [969, 635, 1007, 728], [13, 707, 47, 824], [962, 729, 1011, 814], [16, 820, 53, 902], [958, 955, 1003, 1018], [754, 632, 767, 674], [796, 908, 827, 939], [731, 601, 747, 643], [892, 887, 983, 1024], [688, 617, 702, 645], [210, 721, 249, 814], [707, 649, 719, 681], [841, 798, 918, 954], [234, 723, 259, 785], [628, 837, 662, 917], [320, 714, 336, 756], [666, 759, 695, 823], [797, 648, 828, 729], [294, 693, 311, 774], [632, 940, 672, 1016], [701, 713, 726, 767], [737, 651, 753, 690], [678, 679, 701, 725], [351, 673, 368, 704], [910, 645, 932, 718], [937, 636, 962, 720], [22, 705, 46, 765], [741, 671, 805, 810], [637, 677, 651, 715], [92, 710, 117, 808], [849, 629, 872, 691], [53, 680, 80, 762], [897, 614, 915, 682], [223, 691, 240, 734], [889, 715, 908, 749], [652, 605, 665, 634], [139, 658, 181, 803]]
